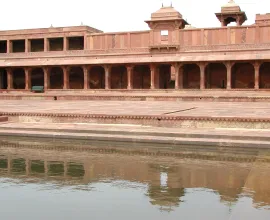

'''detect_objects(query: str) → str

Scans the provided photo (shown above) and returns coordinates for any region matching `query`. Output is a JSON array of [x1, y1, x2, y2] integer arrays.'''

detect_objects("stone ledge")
[[1, 111, 270, 122]]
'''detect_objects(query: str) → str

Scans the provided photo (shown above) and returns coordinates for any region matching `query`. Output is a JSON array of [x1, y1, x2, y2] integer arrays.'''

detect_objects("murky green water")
[[0, 138, 270, 220]]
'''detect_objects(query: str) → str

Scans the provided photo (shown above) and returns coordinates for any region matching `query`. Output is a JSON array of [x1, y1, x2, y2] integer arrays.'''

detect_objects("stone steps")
[[0, 123, 269, 148], [0, 124, 269, 142]]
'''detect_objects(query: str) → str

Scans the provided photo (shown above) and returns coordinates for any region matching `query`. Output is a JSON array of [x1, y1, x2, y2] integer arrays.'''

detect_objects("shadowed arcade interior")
[[12, 40, 25, 53], [259, 62, 270, 89], [111, 66, 127, 89], [0, 41, 7, 53], [183, 64, 200, 89], [50, 67, 64, 89], [31, 68, 44, 87], [205, 63, 227, 89], [0, 69, 7, 89], [49, 38, 63, 51], [13, 68, 25, 89], [30, 39, 44, 52], [89, 66, 105, 89], [69, 67, 84, 89], [133, 65, 151, 89], [232, 63, 255, 89], [68, 37, 84, 50], [158, 64, 174, 89]]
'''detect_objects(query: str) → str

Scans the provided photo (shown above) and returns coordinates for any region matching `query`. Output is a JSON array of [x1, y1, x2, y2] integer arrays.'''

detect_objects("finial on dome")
[[171, 2, 173, 7]]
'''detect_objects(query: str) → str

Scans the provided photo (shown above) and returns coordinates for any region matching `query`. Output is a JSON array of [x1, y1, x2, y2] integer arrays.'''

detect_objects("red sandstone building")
[[0, 0, 270, 91]]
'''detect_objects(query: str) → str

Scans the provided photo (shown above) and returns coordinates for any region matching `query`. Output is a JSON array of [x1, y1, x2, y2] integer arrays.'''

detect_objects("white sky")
[[0, 0, 266, 32]]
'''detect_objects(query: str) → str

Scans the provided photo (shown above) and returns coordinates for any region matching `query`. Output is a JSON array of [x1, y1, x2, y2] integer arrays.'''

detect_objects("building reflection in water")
[[0, 139, 270, 212]]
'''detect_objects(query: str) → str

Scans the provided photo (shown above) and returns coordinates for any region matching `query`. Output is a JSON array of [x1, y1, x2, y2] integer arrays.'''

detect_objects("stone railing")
[[179, 43, 270, 52], [0, 43, 270, 60]]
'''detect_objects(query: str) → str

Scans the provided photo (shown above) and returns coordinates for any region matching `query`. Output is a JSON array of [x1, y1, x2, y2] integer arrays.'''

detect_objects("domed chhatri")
[[221, 0, 241, 13], [216, 0, 247, 26], [151, 6, 183, 21], [145, 5, 188, 30]]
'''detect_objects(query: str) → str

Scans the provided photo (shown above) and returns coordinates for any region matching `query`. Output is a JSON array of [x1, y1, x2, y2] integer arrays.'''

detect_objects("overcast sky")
[[0, 0, 266, 32]]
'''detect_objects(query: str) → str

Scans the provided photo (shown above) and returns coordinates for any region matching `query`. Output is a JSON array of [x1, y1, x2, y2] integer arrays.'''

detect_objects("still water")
[[0, 138, 270, 220]]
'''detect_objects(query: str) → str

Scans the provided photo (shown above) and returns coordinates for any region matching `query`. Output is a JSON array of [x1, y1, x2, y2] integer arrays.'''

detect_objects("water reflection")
[[0, 138, 270, 219]]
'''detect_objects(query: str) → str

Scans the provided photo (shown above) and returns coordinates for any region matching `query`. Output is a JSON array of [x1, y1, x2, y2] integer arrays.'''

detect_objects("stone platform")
[[1, 100, 270, 129], [1, 90, 270, 102]]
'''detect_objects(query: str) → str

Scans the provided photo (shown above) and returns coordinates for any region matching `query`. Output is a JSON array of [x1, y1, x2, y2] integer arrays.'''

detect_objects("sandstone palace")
[[0, 0, 270, 91]]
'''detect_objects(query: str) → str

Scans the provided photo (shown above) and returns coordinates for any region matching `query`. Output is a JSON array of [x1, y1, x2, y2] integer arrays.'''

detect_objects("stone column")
[[127, 65, 133, 90], [104, 65, 111, 90], [7, 68, 13, 90], [83, 66, 89, 90], [226, 62, 232, 89], [63, 37, 68, 51], [254, 62, 260, 90], [150, 64, 157, 89], [174, 63, 183, 89], [63, 66, 69, 89], [25, 68, 31, 90], [44, 67, 50, 90], [44, 38, 49, 52], [199, 63, 206, 90], [25, 39, 30, 53], [7, 40, 12, 53]]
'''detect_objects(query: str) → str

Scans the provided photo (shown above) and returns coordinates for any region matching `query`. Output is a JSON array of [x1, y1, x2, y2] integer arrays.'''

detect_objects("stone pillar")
[[236, 17, 241, 26], [25, 68, 31, 90], [7, 68, 13, 90], [7, 40, 12, 53], [83, 66, 89, 90], [174, 63, 183, 89], [127, 65, 133, 90], [84, 35, 87, 50], [44, 67, 50, 90], [44, 38, 49, 52], [199, 63, 206, 90], [63, 66, 69, 89], [254, 62, 260, 90], [25, 39, 30, 53], [226, 62, 232, 89], [104, 65, 111, 90], [63, 37, 68, 51], [150, 64, 157, 89]]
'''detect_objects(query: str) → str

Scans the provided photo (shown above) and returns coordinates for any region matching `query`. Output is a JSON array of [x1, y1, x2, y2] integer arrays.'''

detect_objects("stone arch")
[[69, 66, 84, 89], [0, 68, 7, 89], [133, 65, 151, 89], [111, 66, 127, 89], [158, 64, 174, 89], [50, 67, 64, 89], [89, 66, 105, 89], [205, 63, 227, 89], [31, 68, 44, 87], [13, 68, 25, 89], [259, 62, 270, 89], [232, 63, 254, 89], [183, 64, 200, 89]]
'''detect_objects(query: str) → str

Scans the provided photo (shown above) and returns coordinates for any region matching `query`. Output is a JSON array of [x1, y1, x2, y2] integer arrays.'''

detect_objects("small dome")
[[221, 0, 241, 13], [151, 6, 183, 21]]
